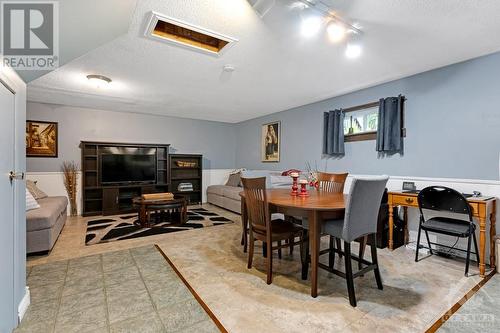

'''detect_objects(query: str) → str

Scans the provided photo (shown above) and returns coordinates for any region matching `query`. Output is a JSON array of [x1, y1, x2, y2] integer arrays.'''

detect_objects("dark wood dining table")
[[240, 188, 346, 297]]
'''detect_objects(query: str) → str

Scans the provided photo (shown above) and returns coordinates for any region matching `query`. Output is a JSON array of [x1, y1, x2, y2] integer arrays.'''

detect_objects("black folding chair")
[[416, 186, 479, 276]]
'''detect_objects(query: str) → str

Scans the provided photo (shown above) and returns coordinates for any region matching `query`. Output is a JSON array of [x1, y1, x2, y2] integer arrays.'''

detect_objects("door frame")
[[0, 61, 28, 329]]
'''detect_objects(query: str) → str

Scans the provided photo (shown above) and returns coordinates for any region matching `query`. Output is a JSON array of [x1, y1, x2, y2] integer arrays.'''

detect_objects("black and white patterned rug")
[[85, 208, 233, 245]]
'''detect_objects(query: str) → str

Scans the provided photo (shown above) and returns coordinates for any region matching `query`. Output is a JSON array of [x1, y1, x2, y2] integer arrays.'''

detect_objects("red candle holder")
[[291, 175, 299, 196], [299, 181, 309, 197]]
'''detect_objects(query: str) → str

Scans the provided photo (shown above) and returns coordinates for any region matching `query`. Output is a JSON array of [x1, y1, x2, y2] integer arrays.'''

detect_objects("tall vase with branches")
[[62, 161, 79, 216]]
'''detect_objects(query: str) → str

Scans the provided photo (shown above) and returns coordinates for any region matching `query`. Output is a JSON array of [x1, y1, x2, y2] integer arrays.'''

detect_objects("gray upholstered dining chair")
[[321, 176, 389, 307]]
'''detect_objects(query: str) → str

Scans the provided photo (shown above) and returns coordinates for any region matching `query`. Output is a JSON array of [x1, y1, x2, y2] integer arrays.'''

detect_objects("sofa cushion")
[[26, 196, 68, 232], [26, 191, 40, 211], [206, 185, 226, 196], [26, 179, 48, 200], [225, 173, 241, 187], [222, 186, 243, 201]]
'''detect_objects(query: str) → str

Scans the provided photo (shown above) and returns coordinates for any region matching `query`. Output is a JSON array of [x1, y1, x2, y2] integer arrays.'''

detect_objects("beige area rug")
[[156, 223, 484, 333]]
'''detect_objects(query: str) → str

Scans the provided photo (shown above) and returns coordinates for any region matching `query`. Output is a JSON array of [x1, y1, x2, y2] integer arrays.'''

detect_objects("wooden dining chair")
[[317, 172, 348, 192], [241, 177, 305, 284]]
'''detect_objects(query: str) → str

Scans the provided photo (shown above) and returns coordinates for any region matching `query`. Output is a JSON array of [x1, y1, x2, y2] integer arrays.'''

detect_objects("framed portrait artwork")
[[26, 120, 58, 157], [261, 121, 280, 162]]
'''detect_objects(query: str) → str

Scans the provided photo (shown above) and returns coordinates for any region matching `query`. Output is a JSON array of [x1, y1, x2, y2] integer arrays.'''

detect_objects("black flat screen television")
[[101, 154, 156, 184]]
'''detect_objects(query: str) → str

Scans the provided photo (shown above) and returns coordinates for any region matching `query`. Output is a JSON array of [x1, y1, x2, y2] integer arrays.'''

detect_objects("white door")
[[0, 81, 16, 331]]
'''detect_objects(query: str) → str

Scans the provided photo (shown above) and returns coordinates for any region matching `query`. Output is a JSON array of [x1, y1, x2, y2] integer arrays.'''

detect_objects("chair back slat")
[[317, 172, 348, 193], [417, 186, 472, 221], [241, 177, 271, 236], [343, 176, 389, 242]]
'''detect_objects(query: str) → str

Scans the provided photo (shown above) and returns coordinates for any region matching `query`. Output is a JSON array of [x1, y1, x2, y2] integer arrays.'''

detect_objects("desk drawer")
[[391, 195, 418, 207]]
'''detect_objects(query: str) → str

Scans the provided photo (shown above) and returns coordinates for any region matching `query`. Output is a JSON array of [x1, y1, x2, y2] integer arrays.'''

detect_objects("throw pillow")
[[225, 173, 241, 187], [26, 191, 40, 211], [26, 179, 48, 200], [229, 168, 246, 175]]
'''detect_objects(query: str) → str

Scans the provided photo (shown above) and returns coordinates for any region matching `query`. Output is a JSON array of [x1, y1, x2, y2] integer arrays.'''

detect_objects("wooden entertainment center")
[[81, 141, 202, 216]]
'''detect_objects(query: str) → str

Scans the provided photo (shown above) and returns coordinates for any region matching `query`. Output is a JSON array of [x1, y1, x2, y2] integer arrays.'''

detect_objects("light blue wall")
[[235, 52, 500, 181], [28, 52, 500, 180], [27, 103, 237, 172]]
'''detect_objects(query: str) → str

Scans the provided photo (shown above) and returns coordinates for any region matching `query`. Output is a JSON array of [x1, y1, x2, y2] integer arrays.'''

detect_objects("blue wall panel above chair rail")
[[26, 52, 500, 181], [235, 51, 500, 181]]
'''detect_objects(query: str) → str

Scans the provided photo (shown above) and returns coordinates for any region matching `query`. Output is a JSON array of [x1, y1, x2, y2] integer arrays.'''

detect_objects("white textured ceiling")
[[18, 0, 137, 83], [28, 0, 500, 123]]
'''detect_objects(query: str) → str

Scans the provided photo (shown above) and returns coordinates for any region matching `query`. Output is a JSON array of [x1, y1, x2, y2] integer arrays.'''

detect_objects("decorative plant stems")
[[62, 161, 79, 216]]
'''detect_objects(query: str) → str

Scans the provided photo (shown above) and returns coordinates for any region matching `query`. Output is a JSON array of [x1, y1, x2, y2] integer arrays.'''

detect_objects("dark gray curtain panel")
[[323, 109, 345, 156], [376, 96, 404, 153]]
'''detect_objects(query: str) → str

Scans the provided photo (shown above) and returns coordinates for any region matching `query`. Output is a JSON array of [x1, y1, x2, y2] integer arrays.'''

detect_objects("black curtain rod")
[[340, 95, 406, 114]]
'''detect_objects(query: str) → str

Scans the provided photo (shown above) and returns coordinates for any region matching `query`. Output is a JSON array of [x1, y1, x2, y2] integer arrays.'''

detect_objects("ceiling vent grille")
[[144, 12, 238, 56]]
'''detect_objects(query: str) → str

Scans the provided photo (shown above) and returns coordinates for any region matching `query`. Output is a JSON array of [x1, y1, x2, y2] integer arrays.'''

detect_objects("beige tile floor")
[[25, 204, 490, 332], [27, 204, 231, 266], [21, 245, 219, 333]]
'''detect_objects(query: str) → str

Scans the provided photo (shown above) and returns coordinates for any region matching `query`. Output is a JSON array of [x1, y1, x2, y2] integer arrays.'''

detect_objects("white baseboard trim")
[[18, 286, 30, 323]]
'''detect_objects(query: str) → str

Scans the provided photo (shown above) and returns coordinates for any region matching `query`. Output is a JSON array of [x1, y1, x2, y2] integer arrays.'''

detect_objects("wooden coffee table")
[[132, 195, 187, 228]]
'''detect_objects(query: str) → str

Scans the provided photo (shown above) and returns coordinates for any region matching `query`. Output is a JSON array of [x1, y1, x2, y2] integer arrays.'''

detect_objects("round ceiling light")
[[301, 16, 322, 38], [326, 21, 346, 42], [86, 74, 112, 88], [223, 64, 236, 72]]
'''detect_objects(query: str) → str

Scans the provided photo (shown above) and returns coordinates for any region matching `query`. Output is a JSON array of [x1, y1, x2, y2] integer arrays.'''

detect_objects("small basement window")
[[145, 12, 237, 56], [343, 100, 406, 142]]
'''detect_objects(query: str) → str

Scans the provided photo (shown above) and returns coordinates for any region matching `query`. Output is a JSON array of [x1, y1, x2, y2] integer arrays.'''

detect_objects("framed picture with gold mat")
[[26, 120, 58, 157], [261, 121, 280, 162]]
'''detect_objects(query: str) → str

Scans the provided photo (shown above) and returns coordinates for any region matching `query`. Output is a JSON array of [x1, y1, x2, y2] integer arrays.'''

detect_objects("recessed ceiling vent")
[[145, 12, 238, 56]]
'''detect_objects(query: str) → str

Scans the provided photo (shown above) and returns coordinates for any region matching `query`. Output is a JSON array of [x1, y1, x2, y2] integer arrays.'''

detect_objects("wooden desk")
[[388, 191, 497, 277], [240, 189, 346, 298]]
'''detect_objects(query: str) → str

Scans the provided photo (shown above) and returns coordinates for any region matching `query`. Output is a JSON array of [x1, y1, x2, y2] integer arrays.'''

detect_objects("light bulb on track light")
[[301, 16, 322, 37], [345, 35, 362, 59], [326, 21, 346, 42]]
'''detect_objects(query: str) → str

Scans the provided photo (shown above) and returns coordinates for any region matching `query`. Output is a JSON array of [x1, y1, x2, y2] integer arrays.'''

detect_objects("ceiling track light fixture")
[[294, 0, 363, 58], [295, 0, 362, 35], [248, 0, 276, 18]]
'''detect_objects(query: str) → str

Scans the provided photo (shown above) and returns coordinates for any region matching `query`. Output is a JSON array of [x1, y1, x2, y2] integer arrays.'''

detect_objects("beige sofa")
[[207, 170, 293, 214], [26, 196, 68, 254], [207, 185, 242, 213]]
